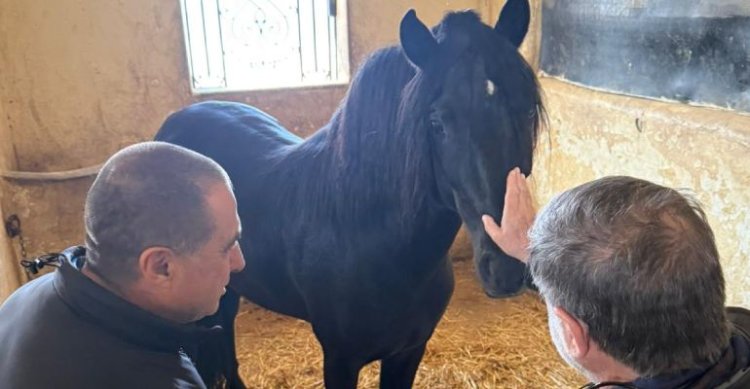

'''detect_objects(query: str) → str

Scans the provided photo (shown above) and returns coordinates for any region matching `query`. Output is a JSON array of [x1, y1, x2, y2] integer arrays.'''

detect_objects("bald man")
[[0, 142, 245, 388]]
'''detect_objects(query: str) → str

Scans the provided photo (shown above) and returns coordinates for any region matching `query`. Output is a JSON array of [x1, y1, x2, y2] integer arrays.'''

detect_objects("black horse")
[[155, 1, 542, 387]]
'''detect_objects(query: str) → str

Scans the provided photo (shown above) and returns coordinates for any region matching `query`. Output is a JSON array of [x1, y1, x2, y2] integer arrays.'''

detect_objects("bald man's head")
[[84, 142, 232, 285]]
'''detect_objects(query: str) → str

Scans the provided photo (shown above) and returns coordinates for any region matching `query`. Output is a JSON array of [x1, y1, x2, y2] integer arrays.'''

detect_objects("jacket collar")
[[53, 246, 220, 353], [631, 330, 750, 389]]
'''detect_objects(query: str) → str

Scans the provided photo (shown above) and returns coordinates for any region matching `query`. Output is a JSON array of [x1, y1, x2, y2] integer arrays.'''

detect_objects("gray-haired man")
[[484, 170, 750, 388]]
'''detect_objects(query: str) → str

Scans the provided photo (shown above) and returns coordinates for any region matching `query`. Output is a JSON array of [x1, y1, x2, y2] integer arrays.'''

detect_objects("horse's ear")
[[494, 0, 530, 48], [400, 9, 438, 69]]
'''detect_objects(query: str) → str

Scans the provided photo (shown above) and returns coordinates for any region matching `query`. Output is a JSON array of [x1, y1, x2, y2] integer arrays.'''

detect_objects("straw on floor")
[[234, 260, 582, 388]]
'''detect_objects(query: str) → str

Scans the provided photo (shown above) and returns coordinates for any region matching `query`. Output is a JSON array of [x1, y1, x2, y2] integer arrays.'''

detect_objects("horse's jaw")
[[449, 193, 528, 298], [442, 200, 525, 298], [471, 233, 528, 298]]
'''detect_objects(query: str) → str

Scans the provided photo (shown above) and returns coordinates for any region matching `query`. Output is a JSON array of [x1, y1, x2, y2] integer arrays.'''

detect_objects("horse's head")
[[398, 1, 542, 297]]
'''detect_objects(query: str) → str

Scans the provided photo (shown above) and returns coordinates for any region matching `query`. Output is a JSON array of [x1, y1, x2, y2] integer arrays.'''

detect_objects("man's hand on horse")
[[482, 167, 535, 263]]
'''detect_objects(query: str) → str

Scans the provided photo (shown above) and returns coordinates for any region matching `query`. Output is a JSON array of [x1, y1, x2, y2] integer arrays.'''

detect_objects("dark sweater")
[[0, 246, 216, 389], [629, 307, 750, 389]]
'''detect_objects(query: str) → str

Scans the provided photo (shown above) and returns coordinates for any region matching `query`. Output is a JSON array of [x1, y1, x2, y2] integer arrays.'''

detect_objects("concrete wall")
[[532, 78, 750, 308], [0, 100, 23, 300], [0, 0, 489, 302]]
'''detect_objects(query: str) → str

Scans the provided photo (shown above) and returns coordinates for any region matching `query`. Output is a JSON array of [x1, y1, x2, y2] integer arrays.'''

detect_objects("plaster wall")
[[533, 78, 750, 308], [0, 100, 22, 300]]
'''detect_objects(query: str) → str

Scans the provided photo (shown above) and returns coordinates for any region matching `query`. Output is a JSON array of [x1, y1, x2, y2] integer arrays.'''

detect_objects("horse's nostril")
[[484, 261, 492, 277], [479, 257, 494, 281]]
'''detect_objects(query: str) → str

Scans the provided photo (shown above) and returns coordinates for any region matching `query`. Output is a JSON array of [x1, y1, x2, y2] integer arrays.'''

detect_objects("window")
[[180, 0, 350, 93]]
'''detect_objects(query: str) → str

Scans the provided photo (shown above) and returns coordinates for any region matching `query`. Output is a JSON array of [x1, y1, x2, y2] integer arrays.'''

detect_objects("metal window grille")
[[181, 0, 349, 93]]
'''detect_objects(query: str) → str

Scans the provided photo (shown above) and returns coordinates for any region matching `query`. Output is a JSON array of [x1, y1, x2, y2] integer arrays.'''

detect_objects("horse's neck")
[[267, 44, 437, 232], [286, 124, 410, 199], [271, 122, 435, 232]]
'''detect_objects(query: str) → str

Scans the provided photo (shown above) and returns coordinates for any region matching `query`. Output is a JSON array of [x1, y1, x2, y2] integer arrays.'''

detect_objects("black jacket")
[[628, 307, 750, 389], [719, 307, 750, 388], [0, 246, 214, 389]]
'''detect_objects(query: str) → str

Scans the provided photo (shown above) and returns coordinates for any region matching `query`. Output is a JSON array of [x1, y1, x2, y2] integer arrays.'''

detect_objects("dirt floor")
[[234, 260, 582, 388]]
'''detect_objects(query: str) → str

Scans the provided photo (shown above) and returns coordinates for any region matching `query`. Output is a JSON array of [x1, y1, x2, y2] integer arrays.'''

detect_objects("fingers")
[[504, 167, 522, 210], [510, 168, 534, 221], [482, 215, 501, 241], [518, 172, 534, 215], [503, 168, 525, 224], [479, 168, 529, 263]]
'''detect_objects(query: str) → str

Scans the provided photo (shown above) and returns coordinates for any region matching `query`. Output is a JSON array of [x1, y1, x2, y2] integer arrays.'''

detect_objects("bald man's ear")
[[137, 247, 176, 284], [553, 306, 590, 358]]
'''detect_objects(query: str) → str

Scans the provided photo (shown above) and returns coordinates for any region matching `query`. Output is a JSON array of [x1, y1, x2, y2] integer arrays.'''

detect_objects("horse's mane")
[[275, 45, 421, 232]]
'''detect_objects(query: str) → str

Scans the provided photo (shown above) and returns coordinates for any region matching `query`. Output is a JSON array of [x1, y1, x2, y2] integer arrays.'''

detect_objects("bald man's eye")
[[223, 240, 238, 254]]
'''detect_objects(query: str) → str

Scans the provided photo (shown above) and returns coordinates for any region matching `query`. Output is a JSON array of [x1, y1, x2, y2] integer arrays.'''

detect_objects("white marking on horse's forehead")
[[486, 79, 495, 96]]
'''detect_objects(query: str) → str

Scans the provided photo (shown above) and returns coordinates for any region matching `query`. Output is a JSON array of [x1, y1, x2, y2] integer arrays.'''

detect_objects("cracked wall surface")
[[533, 78, 750, 308]]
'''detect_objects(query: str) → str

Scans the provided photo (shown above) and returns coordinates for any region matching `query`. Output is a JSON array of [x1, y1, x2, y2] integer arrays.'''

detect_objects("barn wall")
[[0, 0, 490, 302], [533, 78, 750, 308], [0, 192, 17, 301], [0, 101, 22, 300]]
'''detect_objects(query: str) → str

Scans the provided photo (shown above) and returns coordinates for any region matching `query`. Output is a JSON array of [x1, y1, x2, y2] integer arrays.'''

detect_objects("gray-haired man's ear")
[[553, 306, 590, 359]]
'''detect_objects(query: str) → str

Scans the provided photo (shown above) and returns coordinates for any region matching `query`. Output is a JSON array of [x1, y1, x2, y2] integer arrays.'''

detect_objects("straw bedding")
[[234, 260, 582, 388]]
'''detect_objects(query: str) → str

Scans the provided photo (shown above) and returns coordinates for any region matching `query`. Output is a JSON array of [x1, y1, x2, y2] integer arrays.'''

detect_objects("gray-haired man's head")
[[529, 176, 729, 377]]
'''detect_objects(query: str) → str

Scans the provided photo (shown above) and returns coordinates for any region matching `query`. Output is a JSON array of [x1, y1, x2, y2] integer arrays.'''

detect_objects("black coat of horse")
[[155, 1, 542, 387]]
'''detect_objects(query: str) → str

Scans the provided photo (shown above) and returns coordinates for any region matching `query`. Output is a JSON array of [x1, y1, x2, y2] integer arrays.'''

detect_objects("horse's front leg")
[[379, 343, 427, 389], [190, 288, 245, 389], [219, 288, 245, 389], [322, 351, 362, 389]]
